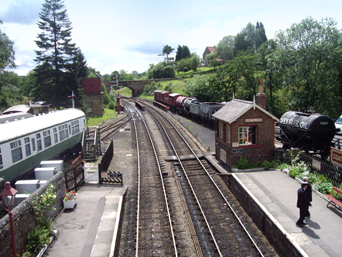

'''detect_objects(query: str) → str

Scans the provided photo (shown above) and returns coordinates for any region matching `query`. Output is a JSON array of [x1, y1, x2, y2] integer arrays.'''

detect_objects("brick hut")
[[212, 80, 279, 170], [81, 78, 104, 115]]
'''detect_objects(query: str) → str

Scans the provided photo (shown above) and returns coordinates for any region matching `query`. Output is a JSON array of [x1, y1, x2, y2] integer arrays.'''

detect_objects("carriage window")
[[65, 124, 69, 138], [53, 127, 58, 143], [0, 147, 3, 169], [31, 138, 36, 152], [43, 130, 51, 148], [36, 133, 42, 151], [10, 140, 23, 163], [218, 121, 223, 139], [24, 137, 31, 157], [226, 124, 231, 143], [59, 125, 66, 140], [71, 120, 80, 135], [238, 126, 256, 145]]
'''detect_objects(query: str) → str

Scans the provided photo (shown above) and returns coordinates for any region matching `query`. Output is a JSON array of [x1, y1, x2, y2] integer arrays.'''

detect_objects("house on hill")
[[203, 46, 224, 66], [212, 80, 279, 170], [203, 46, 216, 66]]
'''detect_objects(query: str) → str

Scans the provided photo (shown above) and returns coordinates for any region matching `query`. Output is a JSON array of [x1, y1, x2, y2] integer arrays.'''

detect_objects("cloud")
[[1, 0, 41, 25]]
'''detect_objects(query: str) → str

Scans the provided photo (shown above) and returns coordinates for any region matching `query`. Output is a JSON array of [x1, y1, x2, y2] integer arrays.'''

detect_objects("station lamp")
[[0, 181, 18, 257]]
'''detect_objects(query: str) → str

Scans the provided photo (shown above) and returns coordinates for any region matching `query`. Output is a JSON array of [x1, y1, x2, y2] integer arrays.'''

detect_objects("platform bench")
[[325, 187, 342, 209]]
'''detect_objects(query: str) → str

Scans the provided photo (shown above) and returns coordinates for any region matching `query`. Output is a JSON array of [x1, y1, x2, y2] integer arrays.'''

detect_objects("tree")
[[34, 0, 86, 108], [147, 62, 175, 79], [184, 74, 220, 102], [162, 45, 175, 63], [182, 45, 190, 59], [0, 18, 16, 111], [256, 21, 267, 48], [175, 45, 183, 62], [273, 17, 342, 116], [234, 22, 268, 53], [190, 54, 200, 72], [206, 52, 220, 69], [256, 39, 283, 116], [216, 35, 235, 61]]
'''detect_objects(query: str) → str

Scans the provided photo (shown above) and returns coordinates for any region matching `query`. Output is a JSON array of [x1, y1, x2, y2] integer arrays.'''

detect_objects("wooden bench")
[[325, 187, 342, 209]]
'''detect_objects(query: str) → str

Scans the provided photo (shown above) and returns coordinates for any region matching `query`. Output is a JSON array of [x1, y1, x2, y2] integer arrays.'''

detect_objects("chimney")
[[256, 78, 267, 109]]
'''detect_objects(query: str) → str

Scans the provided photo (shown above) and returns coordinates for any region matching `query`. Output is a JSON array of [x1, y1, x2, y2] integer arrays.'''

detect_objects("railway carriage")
[[0, 108, 86, 183]]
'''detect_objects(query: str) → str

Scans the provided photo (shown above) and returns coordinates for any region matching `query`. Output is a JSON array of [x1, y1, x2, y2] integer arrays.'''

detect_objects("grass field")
[[86, 108, 117, 127]]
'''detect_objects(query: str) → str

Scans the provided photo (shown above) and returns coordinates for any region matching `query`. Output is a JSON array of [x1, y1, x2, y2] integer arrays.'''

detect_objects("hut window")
[[219, 121, 223, 139], [238, 126, 256, 145], [226, 124, 231, 143]]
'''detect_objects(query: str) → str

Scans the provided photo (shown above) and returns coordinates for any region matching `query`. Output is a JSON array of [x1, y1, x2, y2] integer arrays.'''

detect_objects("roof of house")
[[212, 98, 279, 124], [206, 46, 216, 53]]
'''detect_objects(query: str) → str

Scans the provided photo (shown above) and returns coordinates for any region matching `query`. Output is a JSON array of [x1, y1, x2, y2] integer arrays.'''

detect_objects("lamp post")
[[0, 182, 18, 257]]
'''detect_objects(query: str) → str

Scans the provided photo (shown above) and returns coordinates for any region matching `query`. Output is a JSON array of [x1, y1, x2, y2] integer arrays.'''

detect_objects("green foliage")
[[142, 81, 161, 96], [33, 0, 87, 108], [30, 184, 56, 224], [164, 83, 174, 93], [261, 160, 280, 170], [24, 222, 54, 255], [108, 101, 115, 110], [102, 84, 111, 106], [147, 62, 176, 79], [277, 163, 290, 171], [319, 181, 334, 194], [184, 74, 220, 102], [289, 165, 305, 178], [233, 157, 257, 170], [287, 149, 303, 166]]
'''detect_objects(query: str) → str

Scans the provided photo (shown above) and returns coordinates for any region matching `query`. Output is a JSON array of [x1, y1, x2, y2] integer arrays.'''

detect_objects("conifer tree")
[[34, 0, 86, 108], [175, 45, 183, 62]]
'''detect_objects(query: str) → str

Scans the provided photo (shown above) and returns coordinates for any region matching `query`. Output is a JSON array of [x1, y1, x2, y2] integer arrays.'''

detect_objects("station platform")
[[44, 185, 126, 257], [233, 170, 342, 257]]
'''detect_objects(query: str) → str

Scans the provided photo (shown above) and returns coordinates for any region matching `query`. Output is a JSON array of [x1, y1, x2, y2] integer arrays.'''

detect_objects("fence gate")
[[97, 140, 123, 185], [64, 155, 85, 192]]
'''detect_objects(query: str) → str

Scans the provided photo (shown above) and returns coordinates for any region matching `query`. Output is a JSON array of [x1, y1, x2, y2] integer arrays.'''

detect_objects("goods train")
[[154, 90, 224, 122], [0, 108, 86, 183], [276, 111, 337, 158]]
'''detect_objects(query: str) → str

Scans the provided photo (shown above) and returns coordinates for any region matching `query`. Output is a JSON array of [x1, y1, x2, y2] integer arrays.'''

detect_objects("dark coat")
[[306, 182, 312, 202], [297, 187, 310, 209]]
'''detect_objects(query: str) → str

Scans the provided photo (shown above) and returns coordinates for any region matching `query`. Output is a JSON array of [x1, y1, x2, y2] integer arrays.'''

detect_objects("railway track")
[[117, 99, 277, 256], [144, 101, 277, 256]]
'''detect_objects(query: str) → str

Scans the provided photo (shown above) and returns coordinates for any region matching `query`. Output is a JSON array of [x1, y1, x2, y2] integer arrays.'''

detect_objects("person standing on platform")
[[303, 177, 312, 217], [296, 182, 311, 227]]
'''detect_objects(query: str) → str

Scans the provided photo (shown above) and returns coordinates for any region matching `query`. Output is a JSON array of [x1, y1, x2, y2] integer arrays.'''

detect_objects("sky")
[[1, 0, 342, 76]]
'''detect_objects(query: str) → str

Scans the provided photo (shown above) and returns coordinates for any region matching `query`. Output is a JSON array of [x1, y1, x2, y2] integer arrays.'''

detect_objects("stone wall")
[[84, 92, 104, 116], [221, 173, 304, 257], [0, 171, 66, 257]]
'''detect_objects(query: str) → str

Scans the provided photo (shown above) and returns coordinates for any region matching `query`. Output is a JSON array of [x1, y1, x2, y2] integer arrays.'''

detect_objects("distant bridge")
[[111, 78, 178, 97]]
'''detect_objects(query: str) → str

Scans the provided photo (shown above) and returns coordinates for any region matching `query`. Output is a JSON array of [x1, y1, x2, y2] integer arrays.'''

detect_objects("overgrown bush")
[[261, 160, 280, 170], [234, 157, 257, 170], [108, 101, 115, 110], [24, 222, 54, 255], [22, 184, 56, 256]]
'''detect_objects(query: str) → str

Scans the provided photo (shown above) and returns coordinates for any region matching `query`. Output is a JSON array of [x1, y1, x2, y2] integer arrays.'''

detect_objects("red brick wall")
[[216, 108, 275, 169], [81, 78, 102, 93]]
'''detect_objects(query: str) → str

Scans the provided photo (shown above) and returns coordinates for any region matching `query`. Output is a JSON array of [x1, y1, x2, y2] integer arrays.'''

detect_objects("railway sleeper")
[[165, 153, 204, 161]]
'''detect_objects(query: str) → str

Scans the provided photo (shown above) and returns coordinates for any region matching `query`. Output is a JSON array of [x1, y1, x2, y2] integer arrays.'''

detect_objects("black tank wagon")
[[277, 111, 337, 158]]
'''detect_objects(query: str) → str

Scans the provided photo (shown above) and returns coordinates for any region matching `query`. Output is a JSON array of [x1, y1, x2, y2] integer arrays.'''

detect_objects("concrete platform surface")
[[44, 185, 126, 257], [235, 170, 342, 257]]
